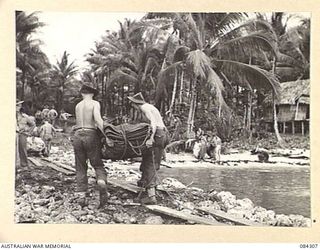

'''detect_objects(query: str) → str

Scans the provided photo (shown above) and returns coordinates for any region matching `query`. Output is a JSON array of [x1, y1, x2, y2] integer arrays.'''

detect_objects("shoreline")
[[108, 151, 310, 170]]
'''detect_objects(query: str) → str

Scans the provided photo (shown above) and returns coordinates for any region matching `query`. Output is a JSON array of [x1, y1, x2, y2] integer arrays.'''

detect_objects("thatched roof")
[[264, 79, 310, 105]]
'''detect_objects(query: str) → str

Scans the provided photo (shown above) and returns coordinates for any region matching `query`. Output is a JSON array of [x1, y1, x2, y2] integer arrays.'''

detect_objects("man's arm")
[[27, 115, 36, 133], [52, 125, 56, 136], [141, 107, 157, 146], [93, 101, 104, 131]]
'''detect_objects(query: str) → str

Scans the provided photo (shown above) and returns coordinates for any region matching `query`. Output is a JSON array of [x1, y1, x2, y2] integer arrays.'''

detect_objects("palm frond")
[[277, 52, 303, 68], [218, 31, 277, 55], [207, 67, 227, 109], [217, 59, 281, 98], [213, 31, 278, 62], [218, 19, 276, 43], [186, 49, 211, 79], [108, 69, 138, 88], [206, 12, 248, 38]]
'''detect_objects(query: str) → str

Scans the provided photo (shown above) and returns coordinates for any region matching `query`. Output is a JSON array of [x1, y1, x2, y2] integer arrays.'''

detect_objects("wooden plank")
[[37, 158, 75, 176], [108, 179, 172, 197], [28, 157, 43, 167], [41, 158, 75, 172], [145, 205, 226, 225], [197, 207, 263, 226], [125, 181, 168, 193], [108, 179, 142, 193]]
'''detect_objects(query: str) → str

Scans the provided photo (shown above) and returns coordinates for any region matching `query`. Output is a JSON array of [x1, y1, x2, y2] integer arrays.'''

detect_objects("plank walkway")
[[197, 207, 264, 226], [108, 179, 141, 193], [27, 158, 262, 226], [107, 179, 231, 225], [28, 157, 75, 175], [28, 157, 42, 167], [145, 205, 226, 225], [41, 158, 76, 172]]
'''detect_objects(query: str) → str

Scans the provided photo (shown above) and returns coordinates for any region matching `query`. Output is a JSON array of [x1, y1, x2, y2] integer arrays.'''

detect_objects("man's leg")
[[43, 139, 48, 156], [73, 134, 89, 192], [47, 139, 52, 156], [18, 134, 28, 167], [139, 147, 162, 205], [138, 150, 149, 187], [86, 131, 108, 207], [73, 133, 89, 207]]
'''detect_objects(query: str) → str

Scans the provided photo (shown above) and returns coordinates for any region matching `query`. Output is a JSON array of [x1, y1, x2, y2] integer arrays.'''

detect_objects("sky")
[[31, 12, 310, 72], [32, 12, 146, 70]]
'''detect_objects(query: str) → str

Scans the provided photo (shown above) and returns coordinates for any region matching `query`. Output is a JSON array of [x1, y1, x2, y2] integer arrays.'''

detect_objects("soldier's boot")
[[97, 179, 108, 208], [140, 187, 157, 205]]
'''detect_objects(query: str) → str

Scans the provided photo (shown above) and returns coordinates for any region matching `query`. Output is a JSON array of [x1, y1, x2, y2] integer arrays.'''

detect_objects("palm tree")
[[86, 18, 170, 117], [254, 13, 310, 145], [257, 12, 310, 81], [16, 11, 46, 100], [147, 13, 281, 138], [51, 51, 78, 112]]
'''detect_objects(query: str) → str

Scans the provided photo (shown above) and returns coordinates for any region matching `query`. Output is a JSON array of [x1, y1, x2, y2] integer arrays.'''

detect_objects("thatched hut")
[[263, 79, 310, 135]]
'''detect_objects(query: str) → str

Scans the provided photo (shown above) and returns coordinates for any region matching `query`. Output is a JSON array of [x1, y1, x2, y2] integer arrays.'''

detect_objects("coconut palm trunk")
[[273, 92, 284, 145], [169, 68, 178, 114], [247, 90, 252, 141], [187, 78, 197, 138], [272, 58, 284, 146], [179, 71, 184, 104]]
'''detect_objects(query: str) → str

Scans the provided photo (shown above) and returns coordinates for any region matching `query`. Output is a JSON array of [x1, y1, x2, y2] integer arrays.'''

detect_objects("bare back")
[[140, 103, 165, 128], [75, 99, 103, 130]]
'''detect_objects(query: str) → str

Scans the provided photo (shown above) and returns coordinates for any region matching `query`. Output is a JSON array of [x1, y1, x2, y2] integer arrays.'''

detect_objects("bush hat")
[[80, 82, 98, 95], [127, 92, 146, 104]]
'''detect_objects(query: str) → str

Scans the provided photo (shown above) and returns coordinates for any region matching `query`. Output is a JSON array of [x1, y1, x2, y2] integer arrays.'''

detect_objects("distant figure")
[[128, 92, 170, 205], [212, 134, 222, 162], [193, 135, 207, 160], [39, 119, 56, 156], [73, 81, 108, 208], [48, 106, 58, 127], [59, 109, 72, 132], [41, 105, 50, 120], [196, 127, 204, 139], [251, 145, 269, 162], [16, 100, 35, 167], [34, 110, 42, 126]]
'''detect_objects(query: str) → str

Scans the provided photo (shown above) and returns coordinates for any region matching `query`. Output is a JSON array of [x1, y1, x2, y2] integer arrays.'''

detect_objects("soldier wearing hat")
[[128, 92, 170, 205], [72, 81, 108, 207], [16, 99, 35, 168]]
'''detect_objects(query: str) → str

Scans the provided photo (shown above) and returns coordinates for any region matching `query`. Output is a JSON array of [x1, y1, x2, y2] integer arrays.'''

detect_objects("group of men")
[[72, 82, 169, 207], [16, 102, 71, 169], [16, 80, 221, 208], [35, 105, 58, 126]]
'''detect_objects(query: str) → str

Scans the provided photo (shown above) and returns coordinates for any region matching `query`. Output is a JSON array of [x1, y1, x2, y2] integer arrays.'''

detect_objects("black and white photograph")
[[14, 11, 312, 227]]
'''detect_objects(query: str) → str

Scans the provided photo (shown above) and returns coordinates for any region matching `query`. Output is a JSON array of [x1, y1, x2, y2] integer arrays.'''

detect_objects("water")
[[157, 166, 311, 217]]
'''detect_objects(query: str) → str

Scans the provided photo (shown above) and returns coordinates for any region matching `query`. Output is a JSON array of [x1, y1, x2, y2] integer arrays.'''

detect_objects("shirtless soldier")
[[73, 82, 108, 207], [128, 92, 170, 204]]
